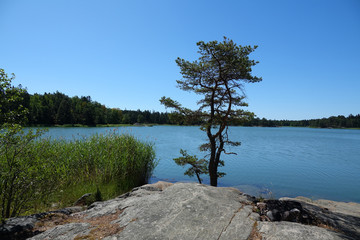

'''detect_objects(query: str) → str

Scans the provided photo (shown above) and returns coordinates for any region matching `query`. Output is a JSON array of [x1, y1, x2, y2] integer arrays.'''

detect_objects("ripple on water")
[[41, 126, 360, 203]]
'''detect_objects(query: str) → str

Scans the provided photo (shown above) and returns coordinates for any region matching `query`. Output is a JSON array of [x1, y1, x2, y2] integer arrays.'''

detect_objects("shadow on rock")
[[253, 199, 360, 239]]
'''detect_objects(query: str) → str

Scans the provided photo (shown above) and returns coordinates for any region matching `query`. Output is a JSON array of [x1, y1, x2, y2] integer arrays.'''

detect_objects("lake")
[[41, 126, 360, 203]]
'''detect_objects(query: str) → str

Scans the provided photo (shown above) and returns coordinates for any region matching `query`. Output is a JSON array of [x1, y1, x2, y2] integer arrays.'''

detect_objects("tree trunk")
[[209, 142, 218, 186], [209, 143, 218, 187], [209, 166, 218, 186], [207, 126, 218, 187], [195, 171, 202, 184]]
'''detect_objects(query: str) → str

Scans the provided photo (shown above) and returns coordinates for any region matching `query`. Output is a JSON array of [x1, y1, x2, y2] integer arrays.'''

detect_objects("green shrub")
[[0, 126, 55, 220]]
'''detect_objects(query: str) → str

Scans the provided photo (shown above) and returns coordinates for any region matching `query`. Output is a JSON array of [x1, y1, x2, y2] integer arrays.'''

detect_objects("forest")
[[1, 87, 359, 128], [5, 89, 170, 126], [242, 115, 360, 128]]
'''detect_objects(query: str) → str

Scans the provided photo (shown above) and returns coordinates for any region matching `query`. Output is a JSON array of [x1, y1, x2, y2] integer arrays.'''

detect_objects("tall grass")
[[0, 130, 157, 219], [48, 131, 156, 188]]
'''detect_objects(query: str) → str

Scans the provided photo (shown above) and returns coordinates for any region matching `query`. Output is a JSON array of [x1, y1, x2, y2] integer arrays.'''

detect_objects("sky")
[[0, 0, 359, 120]]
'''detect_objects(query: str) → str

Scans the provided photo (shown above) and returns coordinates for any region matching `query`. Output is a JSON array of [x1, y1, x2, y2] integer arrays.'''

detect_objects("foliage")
[[23, 89, 360, 128], [173, 149, 208, 184], [20, 91, 170, 126], [0, 131, 157, 220], [0, 127, 56, 220], [0, 69, 28, 126], [1, 68, 157, 220], [50, 132, 157, 190], [242, 115, 360, 128], [161, 37, 261, 186], [42, 131, 156, 210], [1, 68, 51, 221]]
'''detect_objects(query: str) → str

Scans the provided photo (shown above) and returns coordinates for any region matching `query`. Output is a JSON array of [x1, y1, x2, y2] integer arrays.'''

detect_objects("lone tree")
[[160, 37, 261, 186]]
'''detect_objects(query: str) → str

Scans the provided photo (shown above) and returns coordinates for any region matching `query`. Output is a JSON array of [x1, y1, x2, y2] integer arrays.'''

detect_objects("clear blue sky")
[[1, 0, 359, 120]]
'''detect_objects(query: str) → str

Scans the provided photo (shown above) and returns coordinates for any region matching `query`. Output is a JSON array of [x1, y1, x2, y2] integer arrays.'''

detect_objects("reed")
[[0, 130, 157, 219]]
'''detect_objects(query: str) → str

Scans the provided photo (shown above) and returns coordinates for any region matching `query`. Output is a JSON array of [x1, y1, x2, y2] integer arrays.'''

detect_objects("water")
[[40, 126, 360, 203]]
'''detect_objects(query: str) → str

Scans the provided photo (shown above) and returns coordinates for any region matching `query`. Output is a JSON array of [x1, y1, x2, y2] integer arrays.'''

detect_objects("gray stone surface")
[[280, 196, 360, 218], [257, 222, 353, 240], [279, 197, 360, 239], [6, 182, 357, 240], [0, 206, 83, 240], [217, 205, 260, 240], [30, 223, 91, 240], [103, 183, 256, 240]]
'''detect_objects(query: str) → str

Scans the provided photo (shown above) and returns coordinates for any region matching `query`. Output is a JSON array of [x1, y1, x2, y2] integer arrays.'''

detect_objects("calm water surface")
[[41, 126, 360, 203]]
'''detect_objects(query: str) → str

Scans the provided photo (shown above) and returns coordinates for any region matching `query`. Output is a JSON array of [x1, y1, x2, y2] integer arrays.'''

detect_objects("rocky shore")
[[1, 182, 359, 239]]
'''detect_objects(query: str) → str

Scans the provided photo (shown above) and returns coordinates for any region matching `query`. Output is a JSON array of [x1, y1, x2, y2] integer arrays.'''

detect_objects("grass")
[[40, 132, 156, 210], [0, 130, 157, 219], [38, 182, 119, 212]]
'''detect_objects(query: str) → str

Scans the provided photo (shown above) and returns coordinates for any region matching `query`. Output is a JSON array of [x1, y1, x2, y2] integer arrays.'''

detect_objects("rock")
[[254, 198, 360, 239], [257, 221, 352, 240], [287, 208, 301, 221], [0, 207, 83, 240], [280, 196, 360, 218], [279, 197, 360, 239], [73, 193, 92, 206], [143, 180, 173, 190], [2, 182, 358, 239], [260, 199, 312, 223], [90, 183, 258, 239], [29, 183, 259, 240], [267, 210, 276, 221], [0, 216, 38, 240], [30, 223, 91, 240]]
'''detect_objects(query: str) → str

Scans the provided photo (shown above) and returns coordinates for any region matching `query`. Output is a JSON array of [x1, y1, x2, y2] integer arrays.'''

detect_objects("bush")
[[0, 126, 55, 220]]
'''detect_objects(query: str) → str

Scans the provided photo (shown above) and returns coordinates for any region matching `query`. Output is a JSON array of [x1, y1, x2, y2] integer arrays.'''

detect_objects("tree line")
[[1, 68, 158, 220], [1, 89, 170, 126], [1, 83, 359, 128], [241, 115, 360, 128]]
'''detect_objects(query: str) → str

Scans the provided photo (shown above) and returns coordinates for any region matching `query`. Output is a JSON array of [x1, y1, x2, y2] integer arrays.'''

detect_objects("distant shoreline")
[[25, 123, 360, 130]]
